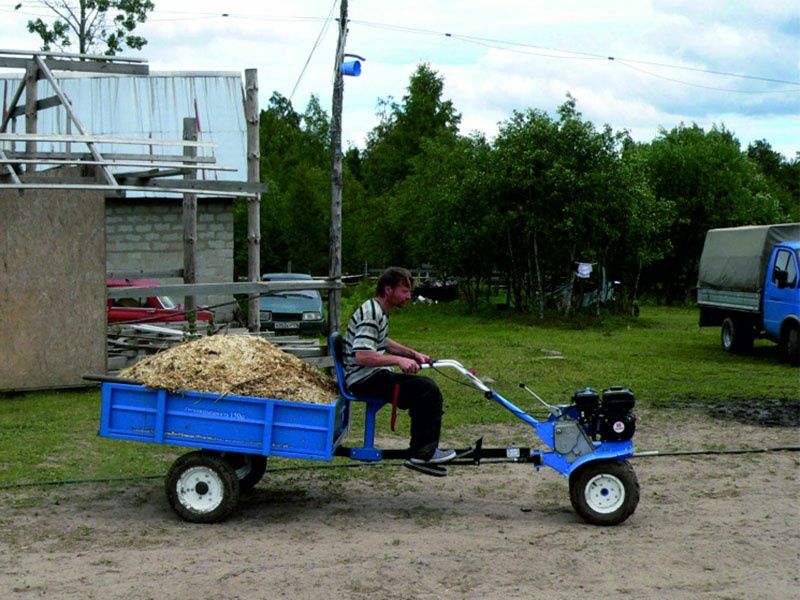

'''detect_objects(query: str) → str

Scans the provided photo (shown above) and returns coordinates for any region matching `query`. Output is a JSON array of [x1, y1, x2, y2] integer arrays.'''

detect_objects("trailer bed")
[[99, 383, 349, 461]]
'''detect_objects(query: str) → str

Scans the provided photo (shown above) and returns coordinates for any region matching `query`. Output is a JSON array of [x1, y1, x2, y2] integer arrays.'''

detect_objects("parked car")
[[107, 279, 213, 324], [259, 273, 325, 336]]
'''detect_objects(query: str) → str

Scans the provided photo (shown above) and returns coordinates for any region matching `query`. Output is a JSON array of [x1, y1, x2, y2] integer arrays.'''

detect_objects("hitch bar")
[[334, 437, 543, 466]]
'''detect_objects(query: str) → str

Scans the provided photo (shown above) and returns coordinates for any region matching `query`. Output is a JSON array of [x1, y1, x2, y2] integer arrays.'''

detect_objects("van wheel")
[[721, 317, 753, 354], [786, 325, 800, 367]]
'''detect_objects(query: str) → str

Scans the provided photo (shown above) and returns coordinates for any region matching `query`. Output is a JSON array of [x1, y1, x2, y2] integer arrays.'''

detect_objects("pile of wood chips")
[[120, 335, 338, 405]]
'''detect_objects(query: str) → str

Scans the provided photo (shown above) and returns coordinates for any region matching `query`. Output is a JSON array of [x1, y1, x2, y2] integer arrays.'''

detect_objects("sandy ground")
[[1, 406, 798, 600]]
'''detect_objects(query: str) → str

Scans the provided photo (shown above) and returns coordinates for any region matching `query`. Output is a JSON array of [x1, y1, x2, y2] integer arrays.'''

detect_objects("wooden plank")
[[0, 148, 20, 183], [113, 176, 266, 194], [182, 117, 198, 322], [107, 280, 342, 299], [4, 151, 218, 164], [0, 48, 147, 63], [107, 269, 184, 279], [9, 95, 62, 118], [0, 79, 25, 133], [34, 55, 117, 186], [1, 183, 258, 198], [0, 133, 216, 148], [24, 62, 37, 166], [1, 158, 236, 172], [0, 57, 149, 75]]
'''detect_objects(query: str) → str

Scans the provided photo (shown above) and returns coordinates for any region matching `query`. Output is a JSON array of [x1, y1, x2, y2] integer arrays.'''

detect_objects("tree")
[[642, 124, 785, 303], [747, 140, 800, 221], [19, 0, 154, 55], [360, 63, 461, 197]]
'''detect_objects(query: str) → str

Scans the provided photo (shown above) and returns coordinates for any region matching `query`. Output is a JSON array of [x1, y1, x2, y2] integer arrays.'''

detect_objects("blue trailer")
[[97, 333, 640, 525]]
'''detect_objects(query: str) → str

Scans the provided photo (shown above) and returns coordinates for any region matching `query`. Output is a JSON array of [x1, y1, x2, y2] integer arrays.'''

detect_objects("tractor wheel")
[[721, 317, 754, 354], [165, 451, 240, 523], [569, 460, 639, 526], [219, 452, 268, 493]]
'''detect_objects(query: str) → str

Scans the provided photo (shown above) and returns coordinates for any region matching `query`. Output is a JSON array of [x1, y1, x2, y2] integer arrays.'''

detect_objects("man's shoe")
[[426, 448, 457, 464], [403, 460, 447, 477]]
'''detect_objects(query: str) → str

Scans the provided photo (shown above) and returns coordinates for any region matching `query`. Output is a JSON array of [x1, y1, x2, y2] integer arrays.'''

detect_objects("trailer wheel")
[[569, 460, 639, 526], [721, 317, 753, 354], [219, 453, 267, 493], [165, 451, 240, 523]]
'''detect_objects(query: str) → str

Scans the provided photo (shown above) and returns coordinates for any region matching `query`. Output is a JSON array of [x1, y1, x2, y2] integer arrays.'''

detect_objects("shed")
[[0, 51, 262, 391]]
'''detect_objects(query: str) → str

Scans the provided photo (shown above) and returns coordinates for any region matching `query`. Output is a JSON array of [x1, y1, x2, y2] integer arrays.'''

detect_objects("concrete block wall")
[[105, 198, 236, 320]]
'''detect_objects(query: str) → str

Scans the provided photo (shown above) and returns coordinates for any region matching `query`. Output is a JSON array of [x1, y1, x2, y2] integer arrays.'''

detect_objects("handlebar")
[[421, 359, 492, 393]]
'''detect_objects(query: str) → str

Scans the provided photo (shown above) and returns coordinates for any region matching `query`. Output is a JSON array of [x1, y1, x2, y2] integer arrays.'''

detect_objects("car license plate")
[[274, 321, 299, 330]]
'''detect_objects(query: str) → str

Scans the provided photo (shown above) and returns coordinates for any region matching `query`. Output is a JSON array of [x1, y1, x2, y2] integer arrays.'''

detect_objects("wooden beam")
[[0, 57, 148, 75], [0, 148, 20, 183], [8, 95, 62, 118], [0, 183, 259, 198], [113, 176, 266, 194], [0, 79, 25, 133], [4, 151, 219, 164], [0, 47, 147, 63], [34, 55, 117, 186], [1, 158, 235, 172], [106, 280, 343, 299], [244, 68, 262, 333], [182, 117, 198, 325], [0, 132, 215, 148], [24, 62, 38, 168]]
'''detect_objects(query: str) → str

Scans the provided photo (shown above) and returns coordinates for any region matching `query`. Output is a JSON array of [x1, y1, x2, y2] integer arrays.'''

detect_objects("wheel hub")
[[584, 473, 625, 514], [176, 466, 224, 513]]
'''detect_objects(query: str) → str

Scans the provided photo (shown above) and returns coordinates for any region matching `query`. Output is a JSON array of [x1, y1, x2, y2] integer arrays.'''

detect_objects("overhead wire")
[[288, 0, 338, 102]]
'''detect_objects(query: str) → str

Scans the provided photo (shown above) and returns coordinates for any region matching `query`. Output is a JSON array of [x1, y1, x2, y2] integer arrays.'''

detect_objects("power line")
[[349, 19, 800, 89], [4, 4, 797, 92], [288, 0, 338, 102]]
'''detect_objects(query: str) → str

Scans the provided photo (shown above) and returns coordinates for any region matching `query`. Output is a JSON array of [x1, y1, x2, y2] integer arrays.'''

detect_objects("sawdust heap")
[[120, 335, 338, 405]]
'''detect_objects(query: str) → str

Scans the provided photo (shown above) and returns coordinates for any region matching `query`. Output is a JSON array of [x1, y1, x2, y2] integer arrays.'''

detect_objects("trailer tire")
[[218, 453, 267, 493], [721, 317, 753, 354], [165, 451, 240, 523], [569, 460, 639, 526]]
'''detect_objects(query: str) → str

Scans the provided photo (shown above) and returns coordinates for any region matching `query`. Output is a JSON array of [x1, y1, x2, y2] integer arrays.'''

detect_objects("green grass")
[[1, 305, 797, 487]]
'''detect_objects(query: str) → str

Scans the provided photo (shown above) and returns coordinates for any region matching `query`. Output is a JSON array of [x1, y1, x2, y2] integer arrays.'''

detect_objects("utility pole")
[[329, 0, 348, 336]]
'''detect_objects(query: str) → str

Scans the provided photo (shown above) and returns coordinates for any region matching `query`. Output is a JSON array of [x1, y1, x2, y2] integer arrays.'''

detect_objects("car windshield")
[[158, 295, 177, 309], [270, 290, 318, 299]]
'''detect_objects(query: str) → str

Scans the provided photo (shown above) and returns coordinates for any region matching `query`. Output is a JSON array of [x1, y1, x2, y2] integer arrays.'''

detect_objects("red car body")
[[107, 279, 213, 324]]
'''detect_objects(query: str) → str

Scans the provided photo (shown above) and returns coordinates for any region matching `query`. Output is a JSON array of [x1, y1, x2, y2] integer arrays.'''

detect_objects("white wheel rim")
[[176, 466, 225, 513], [584, 473, 626, 514]]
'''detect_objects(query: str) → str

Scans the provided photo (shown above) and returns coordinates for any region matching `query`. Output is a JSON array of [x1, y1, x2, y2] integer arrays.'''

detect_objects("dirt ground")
[[1, 406, 798, 600]]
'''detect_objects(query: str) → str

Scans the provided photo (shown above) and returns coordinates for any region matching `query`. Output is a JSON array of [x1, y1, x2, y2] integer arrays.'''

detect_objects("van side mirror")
[[774, 269, 789, 289]]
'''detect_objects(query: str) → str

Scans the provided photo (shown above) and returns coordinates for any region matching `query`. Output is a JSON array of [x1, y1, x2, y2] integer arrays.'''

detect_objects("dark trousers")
[[349, 369, 444, 460]]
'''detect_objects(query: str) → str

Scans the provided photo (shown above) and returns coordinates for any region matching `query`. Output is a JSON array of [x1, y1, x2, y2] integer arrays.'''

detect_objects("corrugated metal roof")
[[1, 71, 247, 189]]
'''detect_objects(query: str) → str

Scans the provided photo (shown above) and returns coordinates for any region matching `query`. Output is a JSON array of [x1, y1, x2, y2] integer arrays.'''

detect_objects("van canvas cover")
[[698, 224, 800, 292]]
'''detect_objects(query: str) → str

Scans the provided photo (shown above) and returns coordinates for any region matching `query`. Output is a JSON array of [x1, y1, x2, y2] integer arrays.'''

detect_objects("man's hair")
[[376, 267, 414, 297]]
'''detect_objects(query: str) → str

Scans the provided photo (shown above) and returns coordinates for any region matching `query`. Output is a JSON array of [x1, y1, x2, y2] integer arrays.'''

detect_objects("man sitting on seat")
[[343, 267, 455, 477]]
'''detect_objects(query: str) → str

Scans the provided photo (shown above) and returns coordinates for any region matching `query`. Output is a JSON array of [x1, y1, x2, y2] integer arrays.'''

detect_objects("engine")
[[571, 386, 637, 442]]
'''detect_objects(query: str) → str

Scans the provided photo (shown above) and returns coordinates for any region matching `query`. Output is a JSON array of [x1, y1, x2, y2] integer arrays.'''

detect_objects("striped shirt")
[[343, 298, 389, 387]]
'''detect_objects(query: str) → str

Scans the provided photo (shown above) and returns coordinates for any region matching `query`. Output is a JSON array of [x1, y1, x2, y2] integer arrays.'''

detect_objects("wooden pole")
[[24, 61, 38, 173], [182, 117, 198, 332], [244, 68, 262, 332], [329, 0, 348, 335]]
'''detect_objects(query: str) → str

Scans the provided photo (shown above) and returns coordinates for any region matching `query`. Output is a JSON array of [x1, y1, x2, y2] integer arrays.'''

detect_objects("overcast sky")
[[2, 1, 798, 158]]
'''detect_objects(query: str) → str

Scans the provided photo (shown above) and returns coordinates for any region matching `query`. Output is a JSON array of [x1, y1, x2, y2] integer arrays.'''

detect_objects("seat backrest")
[[329, 332, 355, 400]]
